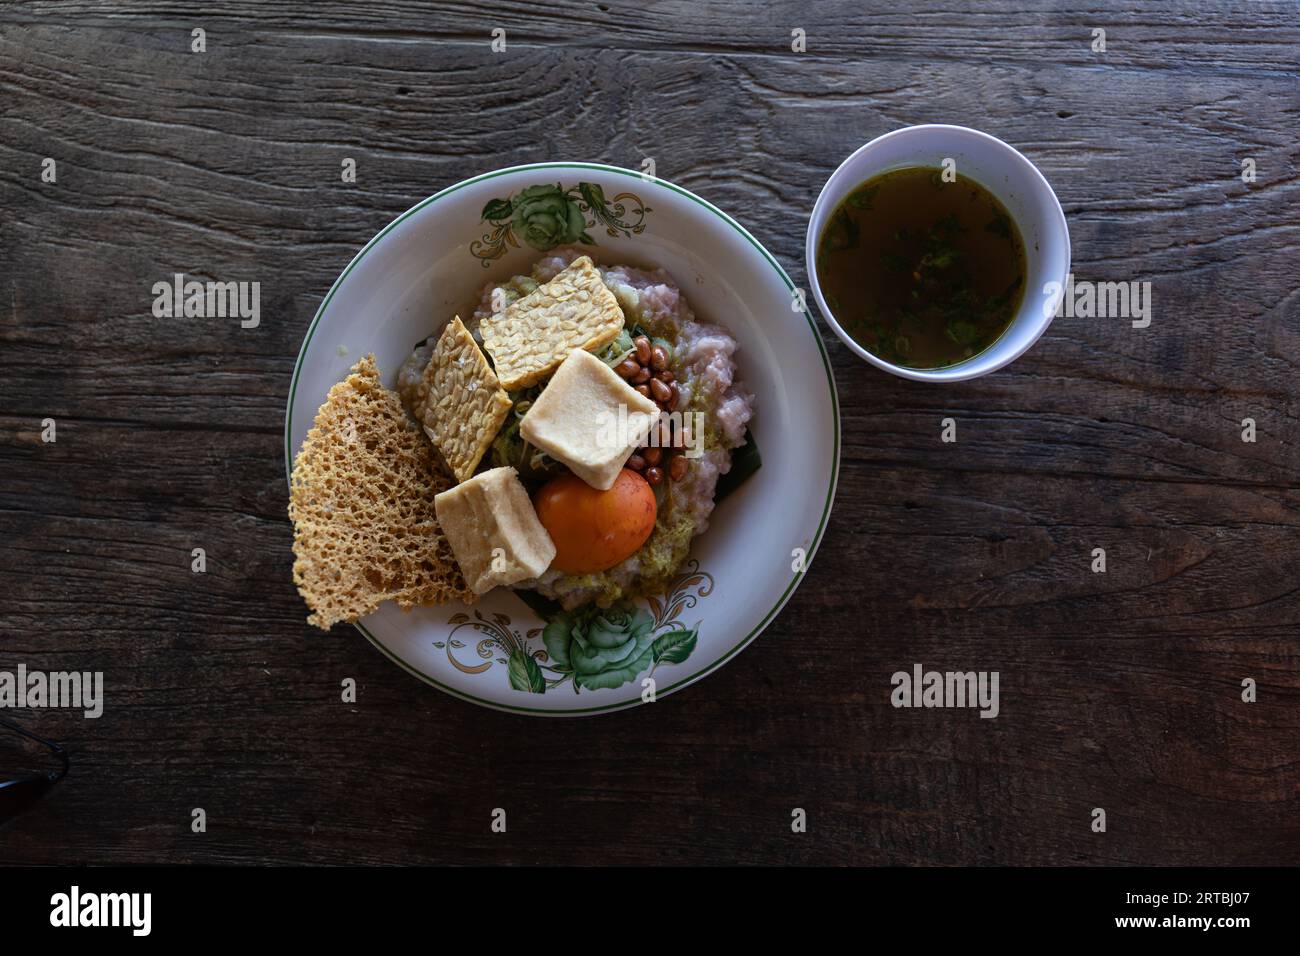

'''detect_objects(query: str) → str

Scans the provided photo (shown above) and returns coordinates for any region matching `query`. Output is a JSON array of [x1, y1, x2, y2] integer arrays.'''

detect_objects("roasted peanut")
[[644, 466, 664, 486], [649, 377, 671, 403], [615, 358, 640, 379], [633, 336, 652, 364], [642, 446, 662, 466], [650, 345, 669, 371], [669, 455, 688, 481]]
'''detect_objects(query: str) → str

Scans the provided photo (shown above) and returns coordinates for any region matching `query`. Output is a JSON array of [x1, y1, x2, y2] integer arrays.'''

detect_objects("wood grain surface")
[[0, 1, 1297, 865]]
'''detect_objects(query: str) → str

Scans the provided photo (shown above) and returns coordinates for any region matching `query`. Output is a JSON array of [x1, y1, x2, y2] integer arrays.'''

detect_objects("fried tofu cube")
[[520, 349, 660, 491], [412, 315, 513, 483], [479, 256, 624, 390], [433, 466, 556, 595]]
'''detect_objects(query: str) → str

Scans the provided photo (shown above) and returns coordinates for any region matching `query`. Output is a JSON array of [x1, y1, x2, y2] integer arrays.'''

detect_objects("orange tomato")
[[534, 469, 657, 574]]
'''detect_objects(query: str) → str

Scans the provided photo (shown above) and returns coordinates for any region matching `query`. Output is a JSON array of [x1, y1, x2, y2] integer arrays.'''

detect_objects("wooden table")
[[1, 1, 1296, 865]]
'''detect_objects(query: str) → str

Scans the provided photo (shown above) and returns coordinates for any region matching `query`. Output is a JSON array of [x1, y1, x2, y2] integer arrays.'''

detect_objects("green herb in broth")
[[816, 167, 1027, 369]]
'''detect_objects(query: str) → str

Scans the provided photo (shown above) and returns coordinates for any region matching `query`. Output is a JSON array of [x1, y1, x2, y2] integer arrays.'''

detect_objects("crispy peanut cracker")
[[289, 354, 475, 630]]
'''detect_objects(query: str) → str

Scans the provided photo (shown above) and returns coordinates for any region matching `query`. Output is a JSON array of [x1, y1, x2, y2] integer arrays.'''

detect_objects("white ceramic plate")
[[285, 162, 839, 715]]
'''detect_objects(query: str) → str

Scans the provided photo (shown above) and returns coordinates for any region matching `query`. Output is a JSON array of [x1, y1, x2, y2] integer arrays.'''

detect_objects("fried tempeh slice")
[[411, 315, 514, 483], [479, 255, 624, 390]]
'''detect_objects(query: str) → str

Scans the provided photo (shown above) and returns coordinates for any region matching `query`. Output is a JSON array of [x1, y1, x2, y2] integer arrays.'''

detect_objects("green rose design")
[[511, 184, 587, 251], [543, 604, 657, 691]]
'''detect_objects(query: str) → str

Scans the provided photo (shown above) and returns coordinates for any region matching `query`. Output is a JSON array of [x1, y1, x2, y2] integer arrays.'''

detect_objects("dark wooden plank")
[[11, 0, 1300, 73], [0, 3, 1297, 866]]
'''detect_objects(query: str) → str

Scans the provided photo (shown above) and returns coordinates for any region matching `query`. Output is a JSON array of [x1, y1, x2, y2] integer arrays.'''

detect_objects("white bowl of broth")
[[806, 125, 1070, 381]]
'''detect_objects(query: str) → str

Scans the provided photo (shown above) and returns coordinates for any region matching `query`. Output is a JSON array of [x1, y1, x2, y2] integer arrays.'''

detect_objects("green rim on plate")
[[284, 162, 840, 715]]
